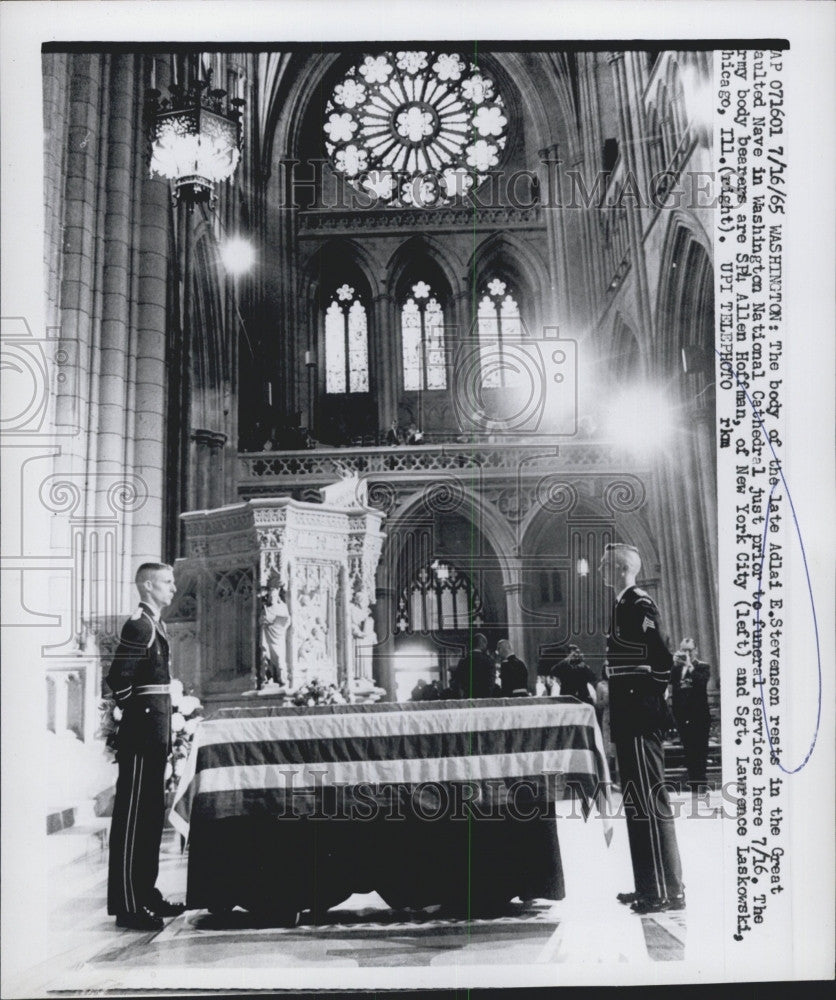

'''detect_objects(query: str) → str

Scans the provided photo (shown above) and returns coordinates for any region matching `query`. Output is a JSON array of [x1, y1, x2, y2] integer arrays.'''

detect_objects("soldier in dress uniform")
[[497, 639, 530, 697], [106, 563, 186, 930], [599, 543, 685, 914]]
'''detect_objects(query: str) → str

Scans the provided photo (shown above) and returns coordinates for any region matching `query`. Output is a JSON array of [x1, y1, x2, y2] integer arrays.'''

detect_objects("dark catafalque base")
[[187, 806, 564, 923]]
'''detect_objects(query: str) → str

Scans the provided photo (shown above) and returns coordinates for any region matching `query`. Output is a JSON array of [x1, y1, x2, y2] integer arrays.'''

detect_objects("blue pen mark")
[[718, 355, 822, 773]]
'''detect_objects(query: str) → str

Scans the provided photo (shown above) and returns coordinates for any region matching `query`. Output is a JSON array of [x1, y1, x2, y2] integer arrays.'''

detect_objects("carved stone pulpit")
[[172, 477, 385, 700]]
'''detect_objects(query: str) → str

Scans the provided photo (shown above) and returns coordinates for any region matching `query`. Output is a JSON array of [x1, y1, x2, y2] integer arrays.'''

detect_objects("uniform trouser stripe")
[[632, 737, 660, 897], [124, 756, 144, 912], [120, 756, 138, 911], [635, 736, 665, 898], [109, 747, 167, 916], [616, 734, 683, 901]]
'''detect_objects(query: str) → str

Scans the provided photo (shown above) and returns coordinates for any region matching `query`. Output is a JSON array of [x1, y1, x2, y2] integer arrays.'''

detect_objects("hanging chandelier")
[[147, 74, 244, 204]]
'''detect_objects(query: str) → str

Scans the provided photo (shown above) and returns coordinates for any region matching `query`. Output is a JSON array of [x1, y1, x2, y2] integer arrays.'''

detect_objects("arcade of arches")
[[41, 46, 717, 734]]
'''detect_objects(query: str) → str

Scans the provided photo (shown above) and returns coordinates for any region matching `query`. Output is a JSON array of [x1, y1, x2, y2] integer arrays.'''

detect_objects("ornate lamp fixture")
[[147, 74, 244, 204]]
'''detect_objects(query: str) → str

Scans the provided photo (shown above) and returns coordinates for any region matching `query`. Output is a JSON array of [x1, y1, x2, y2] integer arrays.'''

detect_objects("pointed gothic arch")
[[467, 233, 550, 336], [386, 235, 464, 302], [610, 312, 643, 382], [655, 215, 713, 384]]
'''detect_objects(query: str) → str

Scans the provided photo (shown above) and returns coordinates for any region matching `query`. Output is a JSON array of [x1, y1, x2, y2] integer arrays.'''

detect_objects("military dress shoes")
[[630, 894, 686, 914], [630, 896, 669, 914], [115, 907, 164, 931], [148, 897, 186, 917], [616, 891, 642, 905]]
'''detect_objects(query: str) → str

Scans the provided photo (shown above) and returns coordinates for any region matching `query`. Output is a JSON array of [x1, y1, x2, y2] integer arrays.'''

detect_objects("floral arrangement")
[[166, 680, 203, 795], [289, 678, 348, 707], [95, 678, 204, 795], [96, 698, 121, 763]]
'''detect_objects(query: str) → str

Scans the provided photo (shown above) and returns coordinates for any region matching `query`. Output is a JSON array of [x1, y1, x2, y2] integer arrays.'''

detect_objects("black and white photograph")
[[1, 1, 833, 994]]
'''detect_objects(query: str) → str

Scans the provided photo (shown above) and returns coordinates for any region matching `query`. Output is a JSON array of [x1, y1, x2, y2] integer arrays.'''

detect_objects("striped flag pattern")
[[170, 697, 612, 841]]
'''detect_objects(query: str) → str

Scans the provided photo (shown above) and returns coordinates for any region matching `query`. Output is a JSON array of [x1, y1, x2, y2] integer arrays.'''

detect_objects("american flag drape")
[[170, 697, 612, 843]]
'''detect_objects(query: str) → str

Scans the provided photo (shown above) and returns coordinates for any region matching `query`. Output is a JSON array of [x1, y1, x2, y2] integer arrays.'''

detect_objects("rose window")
[[323, 51, 508, 206]]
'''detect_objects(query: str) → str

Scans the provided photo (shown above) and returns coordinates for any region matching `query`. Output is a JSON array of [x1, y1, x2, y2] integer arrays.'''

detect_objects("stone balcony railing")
[[238, 440, 633, 496], [297, 204, 544, 237]]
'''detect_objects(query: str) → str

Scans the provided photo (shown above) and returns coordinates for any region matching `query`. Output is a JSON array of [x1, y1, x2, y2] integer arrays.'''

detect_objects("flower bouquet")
[[288, 678, 348, 707], [95, 699, 121, 763], [165, 679, 204, 795]]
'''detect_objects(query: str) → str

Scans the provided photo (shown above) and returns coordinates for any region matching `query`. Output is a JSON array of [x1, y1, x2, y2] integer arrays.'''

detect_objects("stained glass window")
[[395, 561, 483, 634], [476, 278, 522, 388], [325, 284, 369, 394], [401, 281, 447, 390], [324, 51, 508, 207]]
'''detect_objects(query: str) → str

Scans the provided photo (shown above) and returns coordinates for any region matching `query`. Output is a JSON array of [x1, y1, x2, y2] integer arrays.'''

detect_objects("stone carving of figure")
[[351, 586, 377, 647], [295, 585, 329, 672], [259, 576, 290, 688]]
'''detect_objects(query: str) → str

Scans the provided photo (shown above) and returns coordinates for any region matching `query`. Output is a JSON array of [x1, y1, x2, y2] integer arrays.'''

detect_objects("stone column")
[[607, 52, 654, 338], [276, 157, 300, 424], [190, 429, 228, 511], [50, 52, 169, 620], [576, 53, 607, 306], [372, 291, 395, 430], [43, 51, 70, 330], [133, 54, 172, 568], [209, 431, 229, 511], [451, 287, 472, 341], [95, 54, 137, 528], [569, 153, 596, 329], [502, 568, 532, 688], [58, 52, 107, 489], [537, 144, 570, 329], [450, 288, 473, 434]]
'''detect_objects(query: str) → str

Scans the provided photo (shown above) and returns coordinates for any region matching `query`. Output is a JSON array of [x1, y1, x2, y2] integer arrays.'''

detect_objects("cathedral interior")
[[41, 44, 717, 729], [5, 39, 729, 989]]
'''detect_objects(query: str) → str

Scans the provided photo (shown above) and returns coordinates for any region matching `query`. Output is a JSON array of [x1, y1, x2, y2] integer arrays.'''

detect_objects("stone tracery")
[[323, 50, 508, 207]]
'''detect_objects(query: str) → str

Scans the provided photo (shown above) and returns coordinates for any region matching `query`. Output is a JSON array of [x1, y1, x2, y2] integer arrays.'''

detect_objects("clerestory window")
[[324, 283, 369, 394], [401, 280, 447, 391]]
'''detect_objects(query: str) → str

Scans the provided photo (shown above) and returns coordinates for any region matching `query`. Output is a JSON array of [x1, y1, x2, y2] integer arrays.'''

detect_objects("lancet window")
[[324, 283, 370, 394], [476, 278, 522, 388], [401, 280, 447, 390]]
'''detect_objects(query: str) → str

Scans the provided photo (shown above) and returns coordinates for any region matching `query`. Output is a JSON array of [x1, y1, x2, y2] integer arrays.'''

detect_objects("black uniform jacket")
[[500, 655, 530, 697], [451, 649, 497, 699], [106, 603, 172, 753], [605, 586, 673, 741]]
